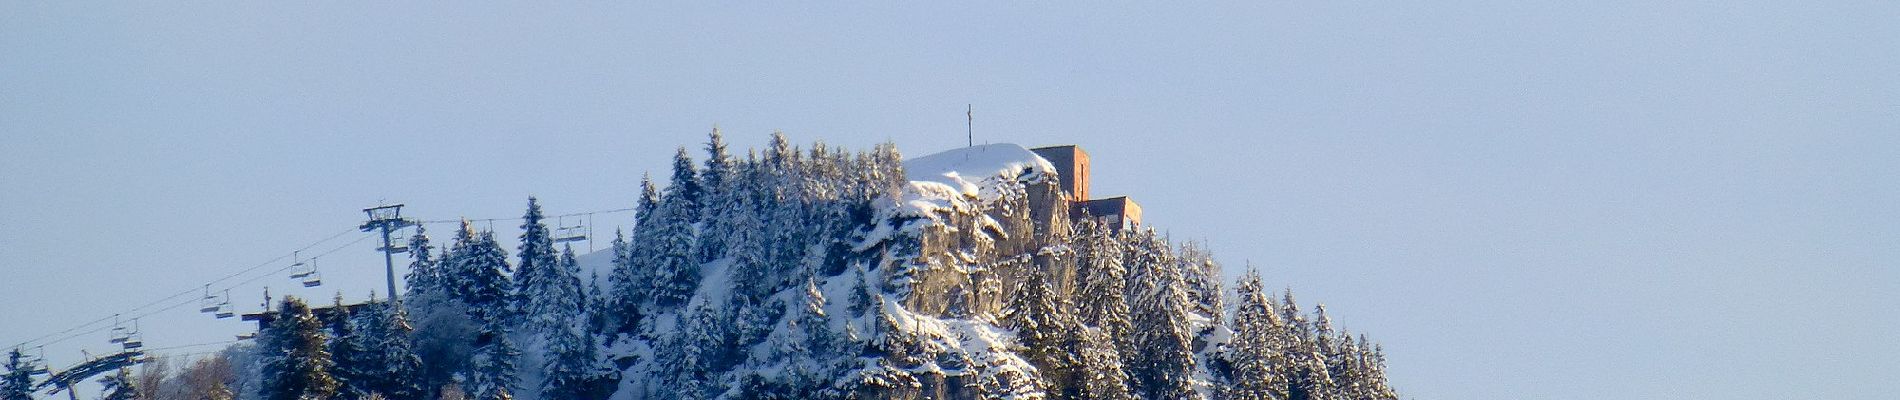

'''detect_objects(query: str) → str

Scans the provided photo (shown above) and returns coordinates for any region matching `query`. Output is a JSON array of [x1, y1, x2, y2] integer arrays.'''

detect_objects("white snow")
[[902, 143, 1055, 202]]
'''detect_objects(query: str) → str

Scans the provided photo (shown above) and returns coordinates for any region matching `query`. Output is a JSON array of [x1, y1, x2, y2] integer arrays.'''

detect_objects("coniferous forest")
[[9, 131, 1400, 400]]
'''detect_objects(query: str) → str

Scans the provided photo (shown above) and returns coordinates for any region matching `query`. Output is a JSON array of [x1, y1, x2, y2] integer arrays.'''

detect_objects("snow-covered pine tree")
[[1176, 241, 1225, 325], [696, 130, 737, 265], [667, 303, 729, 400], [1073, 217, 1133, 343], [669, 148, 703, 222], [467, 314, 520, 400], [260, 296, 339, 400], [1223, 269, 1287, 400], [401, 226, 440, 303], [1279, 291, 1335, 400], [359, 301, 426, 400], [98, 367, 137, 400], [646, 181, 701, 309], [793, 278, 837, 360], [1074, 327, 1136, 400], [605, 228, 644, 335], [636, 173, 661, 223], [328, 300, 374, 400], [538, 245, 604, 400], [584, 268, 612, 343], [509, 197, 558, 324], [726, 194, 772, 305], [1121, 230, 1200, 400], [1, 348, 36, 400], [1003, 267, 1081, 399], [465, 231, 515, 324], [538, 308, 598, 400]]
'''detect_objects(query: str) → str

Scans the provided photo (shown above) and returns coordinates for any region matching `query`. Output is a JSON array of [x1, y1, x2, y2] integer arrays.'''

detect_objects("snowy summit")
[[902, 143, 1056, 201]]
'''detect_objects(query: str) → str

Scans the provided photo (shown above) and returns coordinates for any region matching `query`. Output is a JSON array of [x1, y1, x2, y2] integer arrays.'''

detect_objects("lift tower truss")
[[361, 204, 415, 303]]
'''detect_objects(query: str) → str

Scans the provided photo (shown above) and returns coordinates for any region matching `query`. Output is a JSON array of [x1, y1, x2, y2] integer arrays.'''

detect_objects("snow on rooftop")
[[902, 143, 1056, 200]]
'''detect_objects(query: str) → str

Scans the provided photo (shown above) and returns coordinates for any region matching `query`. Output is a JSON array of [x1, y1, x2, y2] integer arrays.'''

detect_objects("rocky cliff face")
[[843, 144, 1076, 399]]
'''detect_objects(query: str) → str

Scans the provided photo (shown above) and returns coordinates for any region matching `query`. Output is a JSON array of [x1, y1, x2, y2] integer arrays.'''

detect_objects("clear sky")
[[3, 2, 1895, 399]]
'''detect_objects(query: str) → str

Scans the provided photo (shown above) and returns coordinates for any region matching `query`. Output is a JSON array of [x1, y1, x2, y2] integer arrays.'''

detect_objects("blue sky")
[[3, 2, 1896, 398]]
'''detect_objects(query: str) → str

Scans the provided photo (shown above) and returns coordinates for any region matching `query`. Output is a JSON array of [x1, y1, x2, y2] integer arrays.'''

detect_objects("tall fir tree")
[[1073, 217, 1133, 343], [260, 296, 339, 400], [538, 246, 604, 400], [98, 367, 137, 400], [1003, 269, 1082, 399], [1280, 291, 1336, 400], [513, 197, 561, 328], [516, 199, 588, 339], [328, 300, 375, 400], [1224, 270, 1288, 400], [1121, 231, 1200, 400], [605, 228, 644, 334], [360, 301, 427, 400], [467, 315, 519, 400], [463, 230, 516, 324], [401, 226, 439, 303], [646, 188, 701, 308], [1, 348, 37, 400], [670, 148, 703, 222]]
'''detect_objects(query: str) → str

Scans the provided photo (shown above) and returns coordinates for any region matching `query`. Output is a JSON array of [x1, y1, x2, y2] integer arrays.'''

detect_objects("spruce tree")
[[538, 245, 603, 400], [1074, 217, 1133, 342], [260, 296, 339, 400], [646, 191, 700, 308], [636, 173, 660, 222], [467, 315, 519, 400], [98, 367, 137, 400], [1, 348, 37, 400], [513, 198, 561, 318], [670, 148, 703, 222], [329, 302, 374, 400], [1280, 291, 1335, 400], [1224, 270, 1287, 400], [605, 228, 644, 334], [1003, 269, 1081, 399], [361, 301, 427, 400], [516, 200, 588, 343], [725, 194, 772, 304], [400, 226, 439, 302], [459, 230, 515, 324], [1121, 231, 1199, 400]]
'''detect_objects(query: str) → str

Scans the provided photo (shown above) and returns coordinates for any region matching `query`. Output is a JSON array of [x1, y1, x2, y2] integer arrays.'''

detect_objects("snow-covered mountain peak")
[[902, 143, 1055, 201]]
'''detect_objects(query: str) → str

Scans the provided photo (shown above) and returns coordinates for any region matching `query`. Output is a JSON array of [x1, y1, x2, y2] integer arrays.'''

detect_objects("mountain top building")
[[1030, 145, 1142, 232]]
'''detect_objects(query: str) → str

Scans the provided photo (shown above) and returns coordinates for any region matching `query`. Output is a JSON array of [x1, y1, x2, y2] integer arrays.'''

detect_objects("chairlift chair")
[[214, 290, 236, 319], [290, 257, 321, 287], [301, 259, 322, 287], [198, 285, 221, 313], [108, 319, 130, 344], [121, 320, 143, 350], [553, 225, 588, 243]]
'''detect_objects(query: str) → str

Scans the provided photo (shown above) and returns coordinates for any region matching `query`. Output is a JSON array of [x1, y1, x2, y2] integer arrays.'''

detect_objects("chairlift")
[[199, 285, 221, 313], [121, 320, 143, 350], [300, 259, 323, 288], [214, 290, 236, 319], [553, 224, 587, 244], [107, 317, 129, 344]]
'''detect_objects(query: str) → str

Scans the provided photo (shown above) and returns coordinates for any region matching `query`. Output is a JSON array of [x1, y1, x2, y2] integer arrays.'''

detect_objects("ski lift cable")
[[411, 206, 636, 225], [7, 232, 376, 351], [140, 340, 241, 353]]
